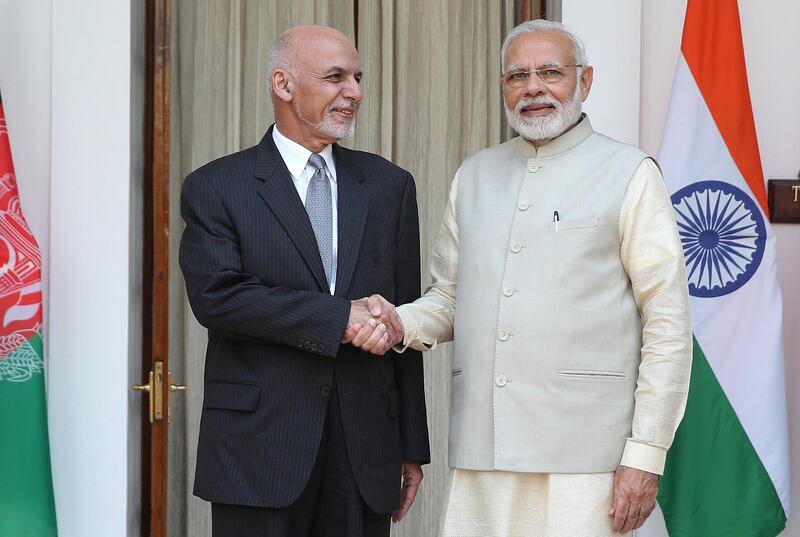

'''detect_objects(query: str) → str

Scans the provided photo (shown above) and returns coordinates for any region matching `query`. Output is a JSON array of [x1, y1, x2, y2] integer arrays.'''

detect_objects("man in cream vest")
[[345, 19, 692, 537]]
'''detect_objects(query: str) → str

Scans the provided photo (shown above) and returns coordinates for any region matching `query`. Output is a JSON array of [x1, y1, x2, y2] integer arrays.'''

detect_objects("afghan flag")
[[0, 93, 58, 535], [656, 1, 790, 535]]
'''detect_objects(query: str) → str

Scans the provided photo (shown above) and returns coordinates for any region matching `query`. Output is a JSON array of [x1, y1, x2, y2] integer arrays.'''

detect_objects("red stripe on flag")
[[680, 0, 768, 215]]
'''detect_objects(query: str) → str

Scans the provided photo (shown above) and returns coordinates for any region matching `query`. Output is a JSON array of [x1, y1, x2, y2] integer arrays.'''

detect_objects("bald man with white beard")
[[182, 25, 430, 537], [344, 19, 693, 536]]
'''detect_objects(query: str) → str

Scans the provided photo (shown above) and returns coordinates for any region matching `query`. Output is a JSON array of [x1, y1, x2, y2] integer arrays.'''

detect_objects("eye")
[[326, 74, 343, 82], [509, 71, 528, 81], [541, 69, 563, 77], [354, 74, 362, 84]]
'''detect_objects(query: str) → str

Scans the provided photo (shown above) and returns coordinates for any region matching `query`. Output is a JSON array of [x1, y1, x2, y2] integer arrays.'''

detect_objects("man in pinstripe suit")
[[179, 25, 430, 537]]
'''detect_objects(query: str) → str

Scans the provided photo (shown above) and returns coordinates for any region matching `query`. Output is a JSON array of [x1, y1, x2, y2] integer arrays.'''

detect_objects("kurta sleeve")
[[395, 169, 461, 352], [618, 157, 693, 475]]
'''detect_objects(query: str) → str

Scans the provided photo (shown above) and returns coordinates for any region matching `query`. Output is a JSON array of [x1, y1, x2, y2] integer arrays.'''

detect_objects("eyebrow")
[[322, 66, 361, 76], [505, 60, 567, 71]]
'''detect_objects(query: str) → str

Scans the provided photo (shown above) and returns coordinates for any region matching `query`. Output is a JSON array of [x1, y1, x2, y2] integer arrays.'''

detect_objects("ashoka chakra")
[[671, 180, 765, 298]]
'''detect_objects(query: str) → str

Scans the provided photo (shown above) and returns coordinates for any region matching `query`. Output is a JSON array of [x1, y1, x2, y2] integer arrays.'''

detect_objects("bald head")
[[269, 25, 354, 87], [268, 25, 363, 152]]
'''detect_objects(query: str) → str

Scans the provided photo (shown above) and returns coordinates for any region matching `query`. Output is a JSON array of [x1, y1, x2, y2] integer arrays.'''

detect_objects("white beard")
[[296, 99, 357, 141], [504, 81, 583, 142]]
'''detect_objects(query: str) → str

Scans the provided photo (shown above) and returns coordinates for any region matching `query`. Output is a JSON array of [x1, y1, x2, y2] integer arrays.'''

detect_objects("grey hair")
[[268, 31, 298, 88], [501, 19, 588, 71]]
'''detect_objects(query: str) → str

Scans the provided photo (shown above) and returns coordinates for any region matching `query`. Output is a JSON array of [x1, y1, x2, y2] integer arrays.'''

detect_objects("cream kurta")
[[396, 118, 692, 536]]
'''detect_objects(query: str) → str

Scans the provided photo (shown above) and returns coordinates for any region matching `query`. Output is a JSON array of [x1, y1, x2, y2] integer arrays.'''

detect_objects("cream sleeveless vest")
[[450, 117, 647, 472]]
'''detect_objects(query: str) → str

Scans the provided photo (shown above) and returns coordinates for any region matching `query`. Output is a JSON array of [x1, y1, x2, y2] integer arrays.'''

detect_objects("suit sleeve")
[[179, 170, 351, 358], [391, 173, 431, 464]]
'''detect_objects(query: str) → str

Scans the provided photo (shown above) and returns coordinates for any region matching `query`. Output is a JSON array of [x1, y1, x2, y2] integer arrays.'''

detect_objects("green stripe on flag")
[[658, 337, 785, 537], [0, 334, 58, 536]]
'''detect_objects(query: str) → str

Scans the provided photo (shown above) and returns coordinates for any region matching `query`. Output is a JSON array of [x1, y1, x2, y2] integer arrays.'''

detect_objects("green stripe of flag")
[[0, 334, 57, 537], [658, 337, 786, 537]]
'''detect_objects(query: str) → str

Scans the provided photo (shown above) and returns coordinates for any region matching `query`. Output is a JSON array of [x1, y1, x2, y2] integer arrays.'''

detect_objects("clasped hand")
[[342, 295, 404, 355]]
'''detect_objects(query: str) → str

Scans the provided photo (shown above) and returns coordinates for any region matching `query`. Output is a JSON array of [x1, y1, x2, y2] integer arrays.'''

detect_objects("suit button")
[[510, 241, 522, 253], [518, 200, 530, 211], [502, 287, 514, 297], [303, 341, 311, 350], [297, 340, 304, 348], [497, 329, 510, 341], [310, 343, 318, 352], [321, 385, 331, 397], [318, 344, 325, 353], [495, 375, 507, 387], [527, 161, 540, 173]]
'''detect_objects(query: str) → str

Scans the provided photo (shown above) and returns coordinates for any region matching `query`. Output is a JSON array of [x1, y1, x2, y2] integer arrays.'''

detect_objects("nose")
[[343, 76, 362, 104], [523, 72, 548, 97]]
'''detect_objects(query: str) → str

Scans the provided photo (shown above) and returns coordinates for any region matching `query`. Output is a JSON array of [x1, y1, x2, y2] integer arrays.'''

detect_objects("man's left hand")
[[608, 465, 659, 534], [392, 461, 423, 523]]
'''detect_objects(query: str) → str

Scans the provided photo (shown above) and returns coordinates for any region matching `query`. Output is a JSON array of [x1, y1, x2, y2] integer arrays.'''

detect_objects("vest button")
[[497, 328, 510, 341], [518, 200, 530, 211], [510, 241, 522, 253], [495, 375, 507, 387], [502, 287, 514, 297], [320, 385, 331, 397]]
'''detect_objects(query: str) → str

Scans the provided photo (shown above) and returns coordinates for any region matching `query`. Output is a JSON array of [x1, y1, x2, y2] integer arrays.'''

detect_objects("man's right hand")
[[343, 294, 404, 355]]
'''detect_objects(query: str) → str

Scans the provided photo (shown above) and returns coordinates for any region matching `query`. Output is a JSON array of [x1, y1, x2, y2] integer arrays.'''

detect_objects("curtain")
[[169, 2, 515, 535]]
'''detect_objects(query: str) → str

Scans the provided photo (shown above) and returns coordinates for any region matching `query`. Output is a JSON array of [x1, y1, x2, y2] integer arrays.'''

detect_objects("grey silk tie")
[[305, 153, 333, 286]]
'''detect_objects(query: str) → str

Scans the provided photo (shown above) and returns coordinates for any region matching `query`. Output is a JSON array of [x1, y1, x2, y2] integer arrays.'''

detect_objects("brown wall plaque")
[[768, 179, 800, 223]]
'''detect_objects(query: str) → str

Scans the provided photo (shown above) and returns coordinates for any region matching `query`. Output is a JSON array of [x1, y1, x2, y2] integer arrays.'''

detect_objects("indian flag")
[[0, 93, 58, 536], [656, 1, 789, 536]]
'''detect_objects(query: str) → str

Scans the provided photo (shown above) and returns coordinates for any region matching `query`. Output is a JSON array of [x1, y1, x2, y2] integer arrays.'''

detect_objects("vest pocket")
[[548, 216, 599, 232], [557, 369, 626, 380]]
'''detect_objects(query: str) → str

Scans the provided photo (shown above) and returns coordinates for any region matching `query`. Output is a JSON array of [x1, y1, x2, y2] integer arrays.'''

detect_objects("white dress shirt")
[[272, 126, 339, 295]]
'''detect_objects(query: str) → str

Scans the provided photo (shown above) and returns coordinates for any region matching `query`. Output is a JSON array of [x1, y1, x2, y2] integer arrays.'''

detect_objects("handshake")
[[342, 295, 403, 355]]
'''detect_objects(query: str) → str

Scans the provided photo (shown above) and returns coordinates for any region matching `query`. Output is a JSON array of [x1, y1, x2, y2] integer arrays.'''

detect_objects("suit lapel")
[[254, 126, 329, 292], [333, 145, 369, 297]]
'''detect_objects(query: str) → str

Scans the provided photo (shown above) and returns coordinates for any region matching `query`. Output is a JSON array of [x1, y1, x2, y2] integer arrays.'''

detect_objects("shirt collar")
[[515, 113, 594, 158], [272, 125, 337, 181]]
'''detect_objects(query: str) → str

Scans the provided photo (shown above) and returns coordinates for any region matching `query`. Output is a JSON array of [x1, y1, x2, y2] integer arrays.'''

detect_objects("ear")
[[272, 69, 293, 103], [579, 66, 593, 102]]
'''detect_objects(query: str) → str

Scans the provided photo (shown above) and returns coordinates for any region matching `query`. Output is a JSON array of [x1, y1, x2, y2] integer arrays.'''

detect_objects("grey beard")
[[296, 101, 357, 141], [315, 116, 356, 140], [505, 82, 583, 142]]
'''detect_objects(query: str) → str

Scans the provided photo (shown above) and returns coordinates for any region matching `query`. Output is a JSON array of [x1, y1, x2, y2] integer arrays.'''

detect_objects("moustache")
[[514, 96, 561, 113]]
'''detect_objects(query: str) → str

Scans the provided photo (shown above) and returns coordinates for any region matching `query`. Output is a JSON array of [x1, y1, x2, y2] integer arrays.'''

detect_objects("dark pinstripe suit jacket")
[[179, 126, 431, 514]]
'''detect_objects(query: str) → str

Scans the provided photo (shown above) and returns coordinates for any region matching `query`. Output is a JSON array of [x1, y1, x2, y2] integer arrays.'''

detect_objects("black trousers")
[[211, 380, 390, 537]]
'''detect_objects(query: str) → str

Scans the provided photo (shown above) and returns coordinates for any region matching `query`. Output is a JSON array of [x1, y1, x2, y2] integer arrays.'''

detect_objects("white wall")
[[568, 1, 800, 535], [562, 0, 642, 146], [0, 1, 141, 536]]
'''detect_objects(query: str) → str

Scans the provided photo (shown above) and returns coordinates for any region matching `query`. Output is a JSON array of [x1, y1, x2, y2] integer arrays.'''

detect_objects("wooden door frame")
[[520, 0, 547, 21], [141, 0, 171, 535]]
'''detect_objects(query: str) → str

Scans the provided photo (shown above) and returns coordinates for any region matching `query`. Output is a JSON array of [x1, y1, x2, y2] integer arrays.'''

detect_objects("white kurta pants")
[[441, 469, 630, 537]]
